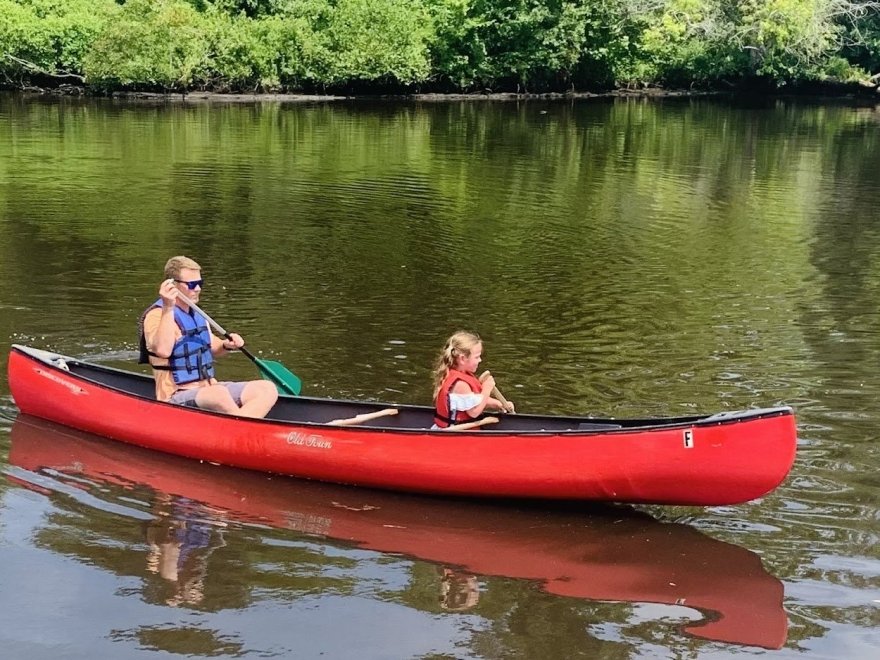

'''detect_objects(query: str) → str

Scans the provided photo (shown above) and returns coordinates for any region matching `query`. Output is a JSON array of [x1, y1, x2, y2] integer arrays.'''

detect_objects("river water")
[[0, 93, 877, 658]]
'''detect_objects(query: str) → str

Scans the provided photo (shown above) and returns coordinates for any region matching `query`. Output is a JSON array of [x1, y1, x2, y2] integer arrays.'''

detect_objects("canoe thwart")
[[326, 407, 399, 426], [442, 416, 500, 432]]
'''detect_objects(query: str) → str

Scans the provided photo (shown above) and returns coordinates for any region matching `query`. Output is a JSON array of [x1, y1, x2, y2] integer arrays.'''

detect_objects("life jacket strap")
[[433, 413, 457, 427]]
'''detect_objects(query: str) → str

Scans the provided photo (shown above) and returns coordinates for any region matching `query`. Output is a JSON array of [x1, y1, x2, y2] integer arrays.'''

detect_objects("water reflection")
[[7, 415, 787, 650], [439, 567, 480, 612], [144, 493, 227, 608]]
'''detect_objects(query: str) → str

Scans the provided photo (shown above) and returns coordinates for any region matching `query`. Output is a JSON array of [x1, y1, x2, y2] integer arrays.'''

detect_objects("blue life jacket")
[[138, 299, 215, 385]]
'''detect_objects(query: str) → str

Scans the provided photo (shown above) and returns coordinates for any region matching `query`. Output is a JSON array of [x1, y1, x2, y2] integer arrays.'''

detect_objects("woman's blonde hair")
[[432, 331, 482, 400]]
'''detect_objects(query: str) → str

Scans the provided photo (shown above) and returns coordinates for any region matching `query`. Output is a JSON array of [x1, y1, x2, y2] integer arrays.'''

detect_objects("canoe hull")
[[7, 345, 798, 505]]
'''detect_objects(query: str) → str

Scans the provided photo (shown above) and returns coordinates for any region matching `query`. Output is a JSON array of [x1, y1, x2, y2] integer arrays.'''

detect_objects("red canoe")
[[7, 416, 788, 649], [7, 344, 798, 505]]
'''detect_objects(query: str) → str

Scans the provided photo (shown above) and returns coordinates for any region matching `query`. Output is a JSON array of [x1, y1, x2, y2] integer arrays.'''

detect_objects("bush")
[[82, 0, 212, 90], [208, 0, 436, 90], [206, 12, 281, 89], [2, 0, 879, 93], [309, 0, 434, 87], [0, 0, 118, 80], [429, 0, 594, 91]]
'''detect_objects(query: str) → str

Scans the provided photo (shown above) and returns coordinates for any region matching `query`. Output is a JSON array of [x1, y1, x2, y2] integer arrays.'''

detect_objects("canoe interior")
[[14, 345, 792, 434]]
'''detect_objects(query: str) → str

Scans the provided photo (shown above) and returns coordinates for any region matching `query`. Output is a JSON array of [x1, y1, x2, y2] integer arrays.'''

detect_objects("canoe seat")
[[576, 422, 623, 431]]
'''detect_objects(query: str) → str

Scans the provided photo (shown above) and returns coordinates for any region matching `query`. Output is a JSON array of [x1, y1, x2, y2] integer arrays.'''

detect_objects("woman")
[[432, 331, 515, 428]]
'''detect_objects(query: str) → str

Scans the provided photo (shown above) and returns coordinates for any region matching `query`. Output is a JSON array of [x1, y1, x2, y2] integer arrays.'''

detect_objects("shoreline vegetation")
[[2, 1, 879, 101]]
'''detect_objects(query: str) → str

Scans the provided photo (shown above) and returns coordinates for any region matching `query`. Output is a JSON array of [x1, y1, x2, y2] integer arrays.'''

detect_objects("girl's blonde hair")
[[432, 331, 482, 400]]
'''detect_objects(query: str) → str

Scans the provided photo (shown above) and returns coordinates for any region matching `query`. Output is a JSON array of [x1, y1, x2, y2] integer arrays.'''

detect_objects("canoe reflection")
[[8, 415, 787, 649]]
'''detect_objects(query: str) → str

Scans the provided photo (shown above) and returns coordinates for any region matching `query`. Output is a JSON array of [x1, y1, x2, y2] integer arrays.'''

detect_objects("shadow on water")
[[6, 415, 787, 651]]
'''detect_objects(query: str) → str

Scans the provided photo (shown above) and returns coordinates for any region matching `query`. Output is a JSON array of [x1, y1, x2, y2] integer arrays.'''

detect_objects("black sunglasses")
[[174, 278, 204, 290]]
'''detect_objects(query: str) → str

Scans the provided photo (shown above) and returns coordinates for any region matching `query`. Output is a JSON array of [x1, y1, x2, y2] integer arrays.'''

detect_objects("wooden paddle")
[[480, 370, 514, 413], [327, 408, 399, 426], [442, 416, 499, 431], [178, 292, 302, 396]]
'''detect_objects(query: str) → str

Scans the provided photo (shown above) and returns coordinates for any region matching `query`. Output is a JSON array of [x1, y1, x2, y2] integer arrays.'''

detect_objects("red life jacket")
[[434, 369, 483, 428]]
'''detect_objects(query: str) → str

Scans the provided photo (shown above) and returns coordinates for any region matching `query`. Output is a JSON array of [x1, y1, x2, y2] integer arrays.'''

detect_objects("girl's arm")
[[452, 380, 494, 418]]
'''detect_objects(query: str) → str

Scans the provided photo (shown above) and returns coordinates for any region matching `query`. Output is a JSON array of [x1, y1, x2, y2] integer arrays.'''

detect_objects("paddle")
[[481, 370, 515, 413], [177, 292, 302, 396]]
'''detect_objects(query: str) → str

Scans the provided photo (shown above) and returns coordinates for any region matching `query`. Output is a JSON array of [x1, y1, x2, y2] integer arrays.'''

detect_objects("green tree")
[[83, 0, 212, 90], [183, 0, 291, 18], [3, 0, 880, 93], [624, 0, 879, 84], [841, 3, 880, 75], [304, 0, 434, 87], [0, 0, 118, 81], [737, 0, 842, 78], [429, 0, 594, 91]]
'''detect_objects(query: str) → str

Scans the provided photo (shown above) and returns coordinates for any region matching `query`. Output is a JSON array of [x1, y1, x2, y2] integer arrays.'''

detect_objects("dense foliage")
[[1, 0, 879, 93]]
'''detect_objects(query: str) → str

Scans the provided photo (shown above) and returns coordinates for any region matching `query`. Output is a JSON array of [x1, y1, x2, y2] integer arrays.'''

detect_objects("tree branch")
[[3, 53, 85, 82]]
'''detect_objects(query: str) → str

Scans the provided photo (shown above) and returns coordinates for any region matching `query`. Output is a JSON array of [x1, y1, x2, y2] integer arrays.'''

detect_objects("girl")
[[432, 331, 514, 428]]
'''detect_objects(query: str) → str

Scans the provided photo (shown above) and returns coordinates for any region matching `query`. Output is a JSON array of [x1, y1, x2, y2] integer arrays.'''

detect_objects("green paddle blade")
[[255, 358, 302, 396]]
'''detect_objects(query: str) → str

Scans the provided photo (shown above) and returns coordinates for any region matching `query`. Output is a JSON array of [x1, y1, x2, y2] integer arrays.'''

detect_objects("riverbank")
[[3, 0, 878, 112], [4, 80, 878, 105]]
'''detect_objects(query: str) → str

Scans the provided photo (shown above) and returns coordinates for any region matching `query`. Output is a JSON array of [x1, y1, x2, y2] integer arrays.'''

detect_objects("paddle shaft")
[[481, 370, 513, 413], [177, 291, 260, 363], [492, 386, 511, 409], [176, 291, 302, 395]]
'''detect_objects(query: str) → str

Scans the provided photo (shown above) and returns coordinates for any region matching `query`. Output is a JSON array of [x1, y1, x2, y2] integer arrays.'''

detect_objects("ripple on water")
[[1, 96, 880, 657], [0, 400, 17, 425], [787, 475, 853, 494]]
